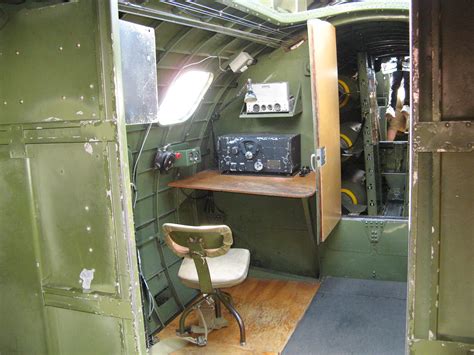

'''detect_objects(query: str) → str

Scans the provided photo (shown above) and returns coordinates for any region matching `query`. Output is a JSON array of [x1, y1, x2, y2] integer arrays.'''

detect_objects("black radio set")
[[217, 134, 301, 175]]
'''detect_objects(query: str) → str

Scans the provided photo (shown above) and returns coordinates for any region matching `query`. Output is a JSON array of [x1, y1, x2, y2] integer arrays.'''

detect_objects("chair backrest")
[[162, 223, 233, 293]]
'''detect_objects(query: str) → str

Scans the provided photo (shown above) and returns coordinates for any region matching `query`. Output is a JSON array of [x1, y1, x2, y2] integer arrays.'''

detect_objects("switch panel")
[[173, 147, 202, 168]]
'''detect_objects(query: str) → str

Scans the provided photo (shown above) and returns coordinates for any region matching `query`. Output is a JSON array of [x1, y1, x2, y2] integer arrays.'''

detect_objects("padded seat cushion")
[[178, 248, 250, 289]]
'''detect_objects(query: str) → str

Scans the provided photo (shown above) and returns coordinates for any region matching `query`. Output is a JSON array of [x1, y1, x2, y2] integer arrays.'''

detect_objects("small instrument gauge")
[[253, 104, 260, 112], [274, 103, 281, 112]]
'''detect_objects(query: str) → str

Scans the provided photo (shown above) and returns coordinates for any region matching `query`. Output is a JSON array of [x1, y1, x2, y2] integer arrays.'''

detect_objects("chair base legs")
[[216, 289, 246, 346], [176, 290, 246, 347]]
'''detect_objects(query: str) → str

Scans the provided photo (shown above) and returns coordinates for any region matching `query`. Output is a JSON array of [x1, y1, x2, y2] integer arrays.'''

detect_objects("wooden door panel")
[[308, 19, 342, 242]]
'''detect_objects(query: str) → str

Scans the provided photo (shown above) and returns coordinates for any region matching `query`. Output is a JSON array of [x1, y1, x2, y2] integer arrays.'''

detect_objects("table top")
[[168, 169, 316, 199]]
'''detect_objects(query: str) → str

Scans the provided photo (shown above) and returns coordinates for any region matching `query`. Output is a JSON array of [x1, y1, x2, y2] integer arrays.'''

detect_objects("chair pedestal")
[[177, 290, 246, 346]]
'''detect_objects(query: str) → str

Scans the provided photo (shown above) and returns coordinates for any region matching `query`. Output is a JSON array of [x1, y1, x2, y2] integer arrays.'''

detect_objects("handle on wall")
[[310, 147, 326, 172]]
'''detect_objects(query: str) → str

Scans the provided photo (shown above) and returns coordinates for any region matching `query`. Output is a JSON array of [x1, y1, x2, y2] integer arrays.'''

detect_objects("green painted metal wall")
[[0, 1, 146, 353], [210, 43, 320, 276], [408, 0, 474, 353], [322, 218, 408, 281]]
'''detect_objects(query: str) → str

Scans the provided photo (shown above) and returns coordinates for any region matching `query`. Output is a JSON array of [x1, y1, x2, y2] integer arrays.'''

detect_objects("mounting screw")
[[445, 123, 450, 128]]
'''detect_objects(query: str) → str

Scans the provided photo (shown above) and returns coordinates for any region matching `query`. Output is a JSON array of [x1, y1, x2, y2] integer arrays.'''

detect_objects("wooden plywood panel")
[[155, 278, 319, 354], [307, 19, 342, 242], [169, 169, 316, 198]]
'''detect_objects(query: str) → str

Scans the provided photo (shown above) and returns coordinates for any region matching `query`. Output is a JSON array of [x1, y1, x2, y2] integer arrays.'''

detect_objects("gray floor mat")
[[283, 277, 407, 355]]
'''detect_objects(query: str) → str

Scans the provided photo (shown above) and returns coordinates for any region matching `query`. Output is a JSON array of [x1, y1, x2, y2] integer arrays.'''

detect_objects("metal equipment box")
[[246, 82, 290, 114], [217, 134, 301, 175]]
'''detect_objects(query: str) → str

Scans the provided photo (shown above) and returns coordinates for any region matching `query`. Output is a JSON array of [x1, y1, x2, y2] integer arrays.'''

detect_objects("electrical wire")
[[180, 55, 227, 73], [132, 122, 153, 208], [167, 1, 297, 42]]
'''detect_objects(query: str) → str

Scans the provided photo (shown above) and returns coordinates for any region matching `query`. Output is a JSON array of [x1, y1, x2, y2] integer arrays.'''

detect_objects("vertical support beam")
[[358, 52, 382, 215], [302, 197, 321, 277], [409, 0, 474, 352]]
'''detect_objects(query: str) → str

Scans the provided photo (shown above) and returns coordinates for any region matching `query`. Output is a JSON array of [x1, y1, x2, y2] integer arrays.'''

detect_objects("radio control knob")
[[274, 103, 281, 112], [231, 146, 239, 155], [245, 151, 253, 160], [254, 160, 263, 171]]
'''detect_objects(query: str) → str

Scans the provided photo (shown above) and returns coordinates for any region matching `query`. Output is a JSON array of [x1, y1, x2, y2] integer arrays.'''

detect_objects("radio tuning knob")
[[231, 146, 239, 155], [254, 160, 263, 171], [245, 151, 253, 160]]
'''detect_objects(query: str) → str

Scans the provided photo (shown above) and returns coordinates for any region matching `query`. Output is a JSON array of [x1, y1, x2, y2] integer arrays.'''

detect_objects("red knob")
[[175, 152, 182, 159]]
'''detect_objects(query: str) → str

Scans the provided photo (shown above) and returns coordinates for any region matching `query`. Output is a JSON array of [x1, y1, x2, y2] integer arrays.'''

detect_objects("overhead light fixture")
[[244, 78, 257, 103], [229, 52, 255, 73]]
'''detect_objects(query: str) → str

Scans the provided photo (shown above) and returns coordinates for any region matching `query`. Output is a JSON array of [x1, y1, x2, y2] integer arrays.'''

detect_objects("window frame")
[[157, 70, 214, 126]]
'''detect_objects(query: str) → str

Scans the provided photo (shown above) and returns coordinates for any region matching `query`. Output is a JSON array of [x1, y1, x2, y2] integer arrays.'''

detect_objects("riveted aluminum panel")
[[119, 20, 159, 125]]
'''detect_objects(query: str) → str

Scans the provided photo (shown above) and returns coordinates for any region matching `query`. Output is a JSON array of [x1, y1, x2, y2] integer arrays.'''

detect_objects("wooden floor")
[[153, 278, 319, 354]]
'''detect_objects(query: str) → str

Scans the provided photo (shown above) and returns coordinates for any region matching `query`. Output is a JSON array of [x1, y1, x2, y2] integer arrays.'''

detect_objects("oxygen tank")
[[340, 121, 362, 163], [338, 75, 359, 112], [341, 169, 367, 215]]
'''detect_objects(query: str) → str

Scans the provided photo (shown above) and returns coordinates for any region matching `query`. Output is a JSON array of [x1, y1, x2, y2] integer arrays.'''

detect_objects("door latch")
[[310, 147, 326, 171]]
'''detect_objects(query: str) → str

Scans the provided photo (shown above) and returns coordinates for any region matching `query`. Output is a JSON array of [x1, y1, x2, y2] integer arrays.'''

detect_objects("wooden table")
[[168, 169, 320, 255], [168, 169, 316, 198]]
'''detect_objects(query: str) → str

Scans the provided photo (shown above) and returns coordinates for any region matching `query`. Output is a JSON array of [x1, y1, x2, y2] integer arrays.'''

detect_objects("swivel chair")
[[162, 223, 250, 346]]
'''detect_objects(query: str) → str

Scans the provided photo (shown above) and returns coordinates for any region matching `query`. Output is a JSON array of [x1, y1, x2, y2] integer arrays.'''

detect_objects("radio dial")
[[274, 103, 281, 112], [245, 151, 253, 160], [253, 104, 260, 112], [254, 160, 263, 171], [231, 146, 239, 155]]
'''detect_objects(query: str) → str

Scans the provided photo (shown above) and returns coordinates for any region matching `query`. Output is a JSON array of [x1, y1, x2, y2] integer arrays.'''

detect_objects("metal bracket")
[[9, 125, 27, 159], [310, 147, 326, 171], [413, 121, 473, 152], [364, 220, 385, 243]]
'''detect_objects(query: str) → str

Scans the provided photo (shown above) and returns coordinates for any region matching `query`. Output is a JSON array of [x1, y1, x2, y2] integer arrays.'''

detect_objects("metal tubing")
[[214, 294, 222, 318], [219, 291, 234, 305], [118, 2, 280, 48], [216, 290, 246, 345]]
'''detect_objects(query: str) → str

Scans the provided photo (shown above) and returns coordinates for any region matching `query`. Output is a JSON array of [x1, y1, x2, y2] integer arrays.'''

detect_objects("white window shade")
[[157, 70, 213, 126]]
